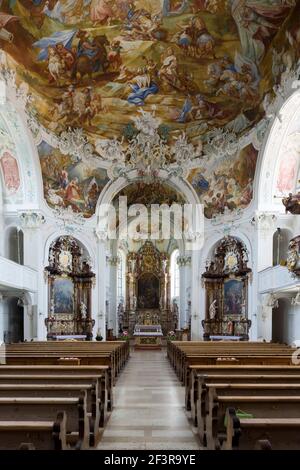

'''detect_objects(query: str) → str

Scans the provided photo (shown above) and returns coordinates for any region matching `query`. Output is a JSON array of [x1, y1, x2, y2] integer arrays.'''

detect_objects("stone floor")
[[97, 349, 201, 450]]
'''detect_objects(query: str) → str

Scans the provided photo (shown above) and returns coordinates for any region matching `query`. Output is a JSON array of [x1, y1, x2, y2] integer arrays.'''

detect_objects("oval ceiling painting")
[[0, 0, 299, 218]]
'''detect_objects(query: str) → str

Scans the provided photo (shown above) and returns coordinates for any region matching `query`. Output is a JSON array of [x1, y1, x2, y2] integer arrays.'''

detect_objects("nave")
[[97, 350, 200, 450]]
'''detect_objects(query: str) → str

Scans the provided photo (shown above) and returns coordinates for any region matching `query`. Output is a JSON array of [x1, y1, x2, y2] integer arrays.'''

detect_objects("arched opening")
[[2, 296, 24, 343], [272, 298, 292, 344], [5, 227, 23, 265], [272, 228, 293, 266]]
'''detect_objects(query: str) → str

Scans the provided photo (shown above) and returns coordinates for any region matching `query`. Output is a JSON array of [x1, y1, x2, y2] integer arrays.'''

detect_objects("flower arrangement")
[[119, 330, 129, 341], [167, 330, 176, 341], [95, 329, 103, 341]]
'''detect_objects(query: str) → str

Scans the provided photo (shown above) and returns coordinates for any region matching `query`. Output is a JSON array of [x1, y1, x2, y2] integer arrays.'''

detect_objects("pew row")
[[0, 411, 68, 450], [0, 392, 89, 449], [223, 408, 300, 450]]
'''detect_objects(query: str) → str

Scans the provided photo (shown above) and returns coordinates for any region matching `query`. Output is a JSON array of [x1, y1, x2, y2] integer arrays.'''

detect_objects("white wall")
[[272, 299, 300, 345]]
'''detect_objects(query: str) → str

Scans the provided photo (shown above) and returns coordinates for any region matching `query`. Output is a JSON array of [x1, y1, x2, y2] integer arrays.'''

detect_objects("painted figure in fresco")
[[108, 40, 123, 72], [86, 179, 99, 210], [127, 67, 159, 106], [216, 54, 260, 104], [191, 172, 209, 193], [0, 152, 20, 194], [56, 43, 76, 73], [41, 0, 91, 24], [59, 169, 69, 189], [205, 55, 236, 90], [230, 0, 292, 63], [90, 0, 114, 26], [113, 0, 132, 20], [53, 85, 74, 124], [192, 0, 223, 14], [239, 178, 253, 205], [177, 94, 227, 123], [162, 0, 189, 16], [73, 30, 109, 81], [175, 15, 215, 58], [65, 177, 82, 211], [47, 46, 65, 84], [158, 47, 186, 92], [123, 6, 164, 41], [276, 152, 298, 194]]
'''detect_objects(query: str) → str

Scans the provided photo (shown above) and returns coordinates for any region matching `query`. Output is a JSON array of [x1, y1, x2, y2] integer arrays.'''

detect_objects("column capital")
[[95, 227, 108, 242], [107, 255, 119, 266], [177, 255, 191, 267], [18, 211, 46, 229], [251, 211, 277, 232]]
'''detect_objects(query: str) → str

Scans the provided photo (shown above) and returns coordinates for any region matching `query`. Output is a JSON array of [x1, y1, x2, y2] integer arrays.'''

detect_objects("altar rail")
[[201, 319, 251, 341]]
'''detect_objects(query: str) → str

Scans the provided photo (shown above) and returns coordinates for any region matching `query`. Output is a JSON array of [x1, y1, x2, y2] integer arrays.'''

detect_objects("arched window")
[[170, 249, 180, 299], [117, 250, 126, 305]]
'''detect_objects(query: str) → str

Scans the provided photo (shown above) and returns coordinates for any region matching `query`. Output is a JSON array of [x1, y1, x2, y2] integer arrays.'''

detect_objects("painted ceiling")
[[0, 0, 299, 219]]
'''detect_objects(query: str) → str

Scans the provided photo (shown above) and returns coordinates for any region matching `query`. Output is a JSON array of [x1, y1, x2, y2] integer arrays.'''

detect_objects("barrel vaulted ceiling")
[[0, 0, 299, 218]]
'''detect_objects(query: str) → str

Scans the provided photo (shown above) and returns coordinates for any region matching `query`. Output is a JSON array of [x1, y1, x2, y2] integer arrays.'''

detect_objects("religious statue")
[[131, 295, 137, 311], [209, 299, 217, 320], [80, 301, 87, 320]]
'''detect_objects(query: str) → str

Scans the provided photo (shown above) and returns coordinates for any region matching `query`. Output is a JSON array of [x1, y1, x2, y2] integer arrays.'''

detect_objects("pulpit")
[[133, 324, 163, 349]]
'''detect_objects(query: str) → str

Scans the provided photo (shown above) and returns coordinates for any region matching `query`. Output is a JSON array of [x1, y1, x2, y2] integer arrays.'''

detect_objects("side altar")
[[133, 324, 163, 350]]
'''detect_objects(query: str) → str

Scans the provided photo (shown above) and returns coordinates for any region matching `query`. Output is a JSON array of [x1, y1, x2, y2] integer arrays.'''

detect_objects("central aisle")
[[97, 349, 200, 450]]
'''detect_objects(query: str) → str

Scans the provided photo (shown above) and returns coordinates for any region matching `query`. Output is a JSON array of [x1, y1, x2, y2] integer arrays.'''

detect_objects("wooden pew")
[[187, 363, 300, 412], [0, 391, 89, 449], [4, 341, 130, 382], [0, 365, 112, 412], [191, 372, 300, 426], [223, 407, 300, 450], [0, 383, 100, 446], [0, 374, 107, 428], [206, 390, 300, 450], [167, 341, 293, 381], [0, 411, 68, 450], [167, 341, 295, 381], [198, 382, 300, 447]]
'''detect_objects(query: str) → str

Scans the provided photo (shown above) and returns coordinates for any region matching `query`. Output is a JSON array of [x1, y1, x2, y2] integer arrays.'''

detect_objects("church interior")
[[0, 0, 300, 452]]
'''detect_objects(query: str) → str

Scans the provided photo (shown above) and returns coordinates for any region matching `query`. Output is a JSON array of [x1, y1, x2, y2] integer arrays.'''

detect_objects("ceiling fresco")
[[38, 139, 109, 216], [115, 181, 185, 207], [0, 0, 299, 218]]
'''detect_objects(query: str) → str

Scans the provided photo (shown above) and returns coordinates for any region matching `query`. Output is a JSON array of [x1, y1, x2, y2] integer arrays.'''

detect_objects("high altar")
[[124, 241, 174, 336], [133, 324, 163, 349]]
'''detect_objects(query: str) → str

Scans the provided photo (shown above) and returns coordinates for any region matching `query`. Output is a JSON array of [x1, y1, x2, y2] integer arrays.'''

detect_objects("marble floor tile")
[[97, 349, 200, 451]]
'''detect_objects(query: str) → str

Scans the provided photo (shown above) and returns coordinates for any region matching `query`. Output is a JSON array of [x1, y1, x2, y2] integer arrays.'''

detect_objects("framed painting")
[[223, 279, 245, 316], [53, 277, 74, 314], [137, 274, 159, 309]]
